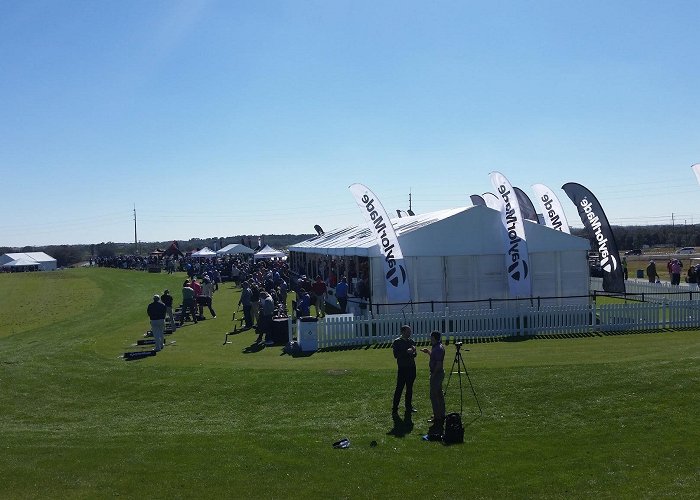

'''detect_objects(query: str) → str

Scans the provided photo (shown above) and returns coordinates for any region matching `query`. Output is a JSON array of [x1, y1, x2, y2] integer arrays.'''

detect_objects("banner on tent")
[[562, 182, 625, 293], [489, 172, 532, 298], [470, 194, 486, 206], [348, 183, 411, 304], [514, 186, 539, 223], [532, 183, 571, 233]]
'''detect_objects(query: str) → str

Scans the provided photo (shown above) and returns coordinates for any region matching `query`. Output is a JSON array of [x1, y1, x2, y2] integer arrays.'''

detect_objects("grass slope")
[[0, 269, 698, 499]]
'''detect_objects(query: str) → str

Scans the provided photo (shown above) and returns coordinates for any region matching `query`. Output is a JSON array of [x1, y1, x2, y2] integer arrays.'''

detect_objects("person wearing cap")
[[257, 290, 275, 343], [147, 294, 167, 351], [198, 276, 217, 319], [646, 260, 659, 283], [162, 289, 176, 331]]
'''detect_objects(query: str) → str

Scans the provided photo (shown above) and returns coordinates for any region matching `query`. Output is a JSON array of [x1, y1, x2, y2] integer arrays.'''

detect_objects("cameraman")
[[421, 331, 446, 428]]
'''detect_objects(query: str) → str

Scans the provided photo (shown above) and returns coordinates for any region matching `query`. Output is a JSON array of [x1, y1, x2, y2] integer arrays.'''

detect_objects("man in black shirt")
[[147, 294, 167, 352], [392, 325, 417, 414]]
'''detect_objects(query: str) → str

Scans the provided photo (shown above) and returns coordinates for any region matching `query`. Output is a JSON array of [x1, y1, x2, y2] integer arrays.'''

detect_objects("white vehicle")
[[677, 247, 696, 254]]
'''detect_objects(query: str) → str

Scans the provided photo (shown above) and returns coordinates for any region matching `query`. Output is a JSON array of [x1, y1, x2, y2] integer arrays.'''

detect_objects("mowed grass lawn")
[[0, 269, 698, 499]]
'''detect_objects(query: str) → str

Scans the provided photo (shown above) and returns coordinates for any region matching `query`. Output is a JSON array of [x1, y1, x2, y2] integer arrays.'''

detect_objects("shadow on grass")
[[387, 410, 414, 438], [242, 341, 266, 354]]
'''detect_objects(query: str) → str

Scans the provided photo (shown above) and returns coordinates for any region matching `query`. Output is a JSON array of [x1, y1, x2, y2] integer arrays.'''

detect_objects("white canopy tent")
[[254, 245, 286, 261], [190, 247, 217, 258], [217, 243, 254, 256], [0, 252, 57, 271], [289, 205, 591, 312]]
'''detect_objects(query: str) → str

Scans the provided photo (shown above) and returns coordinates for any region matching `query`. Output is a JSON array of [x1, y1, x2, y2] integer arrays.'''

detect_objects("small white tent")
[[217, 243, 254, 256], [289, 205, 591, 312], [254, 245, 286, 261], [0, 252, 57, 271], [190, 247, 217, 258]]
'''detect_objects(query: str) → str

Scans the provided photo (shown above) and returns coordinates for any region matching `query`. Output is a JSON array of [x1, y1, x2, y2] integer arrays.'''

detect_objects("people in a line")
[[311, 275, 327, 317], [161, 289, 176, 331], [392, 325, 417, 414], [421, 331, 446, 430], [198, 276, 217, 318], [181, 280, 198, 324], [335, 276, 349, 314], [147, 294, 167, 351]]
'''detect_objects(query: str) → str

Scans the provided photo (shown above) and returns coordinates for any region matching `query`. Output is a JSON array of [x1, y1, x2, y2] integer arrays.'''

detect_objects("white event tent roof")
[[0, 252, 57, 271], [217, 243, 254, 255], [190, 247, 217, 258], [254, 245, 286, 260], [289, 205, 587, 257]]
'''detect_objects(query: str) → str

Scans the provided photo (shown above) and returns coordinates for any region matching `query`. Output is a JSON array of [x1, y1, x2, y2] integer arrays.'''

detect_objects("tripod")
[[443, 342, 482, 416]]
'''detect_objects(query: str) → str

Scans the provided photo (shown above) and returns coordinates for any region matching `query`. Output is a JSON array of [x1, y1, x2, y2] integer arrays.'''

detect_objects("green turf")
[[0, 269, 698, 498]]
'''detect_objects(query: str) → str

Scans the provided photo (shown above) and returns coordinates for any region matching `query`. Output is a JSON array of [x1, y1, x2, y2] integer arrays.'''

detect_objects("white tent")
[[254, 245, 286, 261], [190, 247, 217, 258], [217, 243, 254, 255], [289, 205, 591, 312], [0, 252, 57, 271]]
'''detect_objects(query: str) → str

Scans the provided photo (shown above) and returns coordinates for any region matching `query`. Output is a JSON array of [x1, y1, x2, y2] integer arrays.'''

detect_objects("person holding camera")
[[421, 331, 446, 428], [392, 325, 417, 414]]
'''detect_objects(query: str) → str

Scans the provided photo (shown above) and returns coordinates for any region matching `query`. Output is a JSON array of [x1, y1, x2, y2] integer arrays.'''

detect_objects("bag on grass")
[[443, 412, 464, 444]]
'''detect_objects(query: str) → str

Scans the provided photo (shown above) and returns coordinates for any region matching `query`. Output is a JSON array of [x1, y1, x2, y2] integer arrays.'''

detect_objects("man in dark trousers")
[[421, 331, 446, 430], [147, 294, 167, 352], [392, 325, 417, 414]]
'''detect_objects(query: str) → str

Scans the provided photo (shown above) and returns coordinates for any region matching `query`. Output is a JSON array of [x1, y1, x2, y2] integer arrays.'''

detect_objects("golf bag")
[[443, 412, 464, 444]]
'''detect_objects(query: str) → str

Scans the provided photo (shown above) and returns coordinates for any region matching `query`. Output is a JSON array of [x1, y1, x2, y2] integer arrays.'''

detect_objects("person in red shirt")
[[311, 275, 327, 317]]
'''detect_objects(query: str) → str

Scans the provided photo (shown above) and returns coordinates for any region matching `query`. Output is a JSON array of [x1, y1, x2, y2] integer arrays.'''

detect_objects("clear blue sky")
[[1, 0, 698, 246]]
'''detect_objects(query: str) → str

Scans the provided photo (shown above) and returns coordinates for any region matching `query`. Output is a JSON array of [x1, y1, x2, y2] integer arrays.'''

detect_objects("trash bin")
[[636, 269, 644, 279], [297, 316, 318, 352]]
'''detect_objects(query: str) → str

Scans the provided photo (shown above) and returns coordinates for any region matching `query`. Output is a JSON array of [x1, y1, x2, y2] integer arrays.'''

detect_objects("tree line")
[[3, 224, 699, 268]]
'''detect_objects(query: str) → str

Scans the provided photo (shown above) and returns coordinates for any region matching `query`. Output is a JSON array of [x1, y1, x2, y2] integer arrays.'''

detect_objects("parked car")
[[624, 249, 642, 255], [677, 247, 696, 254]]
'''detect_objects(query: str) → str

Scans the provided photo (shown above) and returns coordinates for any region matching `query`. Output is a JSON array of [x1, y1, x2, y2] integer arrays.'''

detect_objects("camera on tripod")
[[454, 341, 468, 352]]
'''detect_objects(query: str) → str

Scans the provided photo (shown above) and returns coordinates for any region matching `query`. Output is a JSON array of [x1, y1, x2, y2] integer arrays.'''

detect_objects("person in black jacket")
[[147, 295, 167, 352], [392, 325, 417, 414]]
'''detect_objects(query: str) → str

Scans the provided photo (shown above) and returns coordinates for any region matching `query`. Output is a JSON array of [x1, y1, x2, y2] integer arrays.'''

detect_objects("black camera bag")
[[443, 412, 464, 444]]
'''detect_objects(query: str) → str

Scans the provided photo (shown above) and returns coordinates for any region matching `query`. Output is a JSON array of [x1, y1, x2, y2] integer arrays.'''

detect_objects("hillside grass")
[[0, 268, 698, 498]]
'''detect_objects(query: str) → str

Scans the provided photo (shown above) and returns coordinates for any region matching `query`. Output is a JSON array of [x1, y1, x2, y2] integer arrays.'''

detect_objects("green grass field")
[[0, 268, 698, 498]]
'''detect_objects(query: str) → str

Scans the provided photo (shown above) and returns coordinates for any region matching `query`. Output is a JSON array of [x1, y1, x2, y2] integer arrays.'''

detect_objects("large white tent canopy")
[[289, 205, 591, 311], [0, 252, 57, 271], [217, 243, 254, 255]]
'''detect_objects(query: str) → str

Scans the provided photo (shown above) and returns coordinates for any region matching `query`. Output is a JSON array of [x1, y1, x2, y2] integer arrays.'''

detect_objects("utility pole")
[[133, 204, 138, 255]]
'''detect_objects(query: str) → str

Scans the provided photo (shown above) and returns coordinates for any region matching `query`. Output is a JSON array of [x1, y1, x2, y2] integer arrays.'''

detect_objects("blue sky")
[[1, 0, 698, 246]]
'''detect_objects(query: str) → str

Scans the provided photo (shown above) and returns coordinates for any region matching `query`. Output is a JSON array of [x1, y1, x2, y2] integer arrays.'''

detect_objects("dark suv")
[[624, 249, 642, 255]]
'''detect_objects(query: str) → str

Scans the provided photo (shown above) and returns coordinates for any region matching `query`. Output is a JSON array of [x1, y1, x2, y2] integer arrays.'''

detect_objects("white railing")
[[286, 300, 700, 349], [590, 277, 700, 303]]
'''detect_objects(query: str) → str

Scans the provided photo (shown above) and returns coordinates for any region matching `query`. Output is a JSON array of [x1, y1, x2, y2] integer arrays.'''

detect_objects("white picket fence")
[[286, 298, 700, 349], [590, 277, 700, 303]]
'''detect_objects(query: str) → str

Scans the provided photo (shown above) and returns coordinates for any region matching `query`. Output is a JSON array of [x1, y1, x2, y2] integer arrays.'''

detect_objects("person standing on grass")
[[199, 276, 217, 319], [421, 331, 446, 430], [311, 275, 328, 317], [238, 281, 253, 329], [147, 295, 167, 352], [646, 260, 658, 283], [181, 280, 198, 324], [392, 325, 417, 414], [335, 276, 349, 314], [161, 289, 176, 331]]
